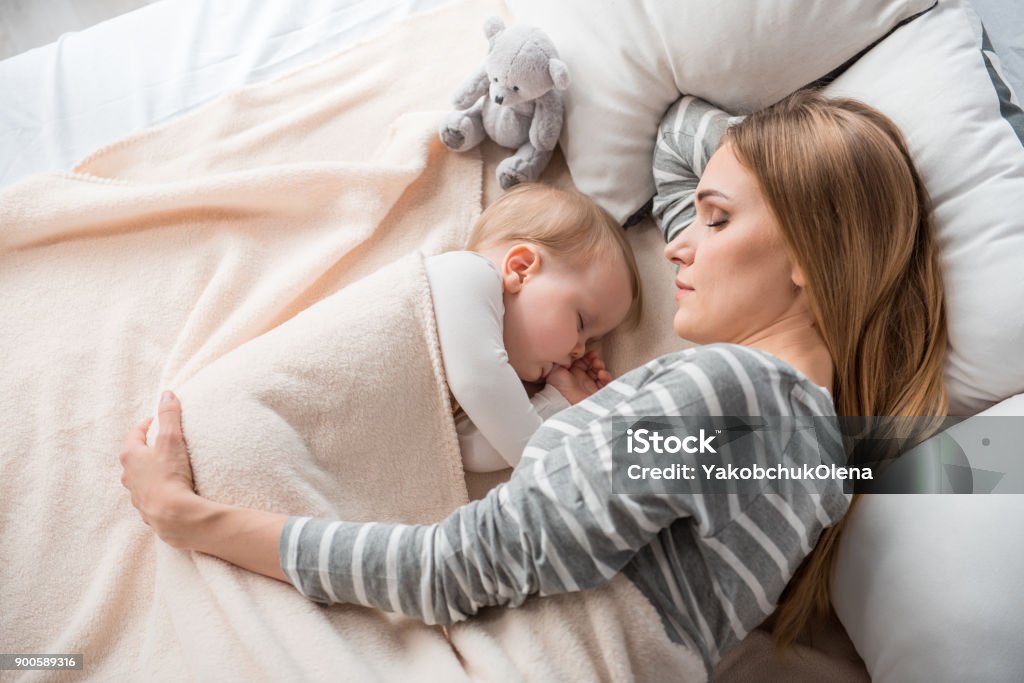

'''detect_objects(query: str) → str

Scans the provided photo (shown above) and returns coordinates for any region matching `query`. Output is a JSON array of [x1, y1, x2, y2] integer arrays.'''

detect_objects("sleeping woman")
[[119, 88, 948, 675]]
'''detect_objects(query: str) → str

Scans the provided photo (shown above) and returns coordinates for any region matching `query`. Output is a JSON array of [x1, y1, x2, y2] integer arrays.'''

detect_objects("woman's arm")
[[121, 357, 706, 618], [122, 347, 848, 630], [118, 392, 290, 582], [277, 347, 848, 626], [181, 499, 289, 583], [120, 360, 605, 580], [278, 355, 709, 624], [652, 96, 745, 242]]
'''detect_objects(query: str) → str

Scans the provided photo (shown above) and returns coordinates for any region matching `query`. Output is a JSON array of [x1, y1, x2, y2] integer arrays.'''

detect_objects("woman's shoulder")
[[625, 343, 834, 416]]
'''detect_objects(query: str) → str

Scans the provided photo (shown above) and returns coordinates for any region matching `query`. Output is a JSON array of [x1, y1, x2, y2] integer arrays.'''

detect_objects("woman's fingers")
[[155, 391, 184, 450], [119, 417, 154, 471], [117, 391, 199, 539], [123, 416, 154, 449]]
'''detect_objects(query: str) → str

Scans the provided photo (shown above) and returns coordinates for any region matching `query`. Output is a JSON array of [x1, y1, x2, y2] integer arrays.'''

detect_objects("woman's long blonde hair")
[[722, 89, 949, 647]]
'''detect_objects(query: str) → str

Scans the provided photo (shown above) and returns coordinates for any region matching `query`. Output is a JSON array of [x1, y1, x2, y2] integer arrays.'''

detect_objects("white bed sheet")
[[0, 0, 450, 189], [2, 0, 1021, 192]]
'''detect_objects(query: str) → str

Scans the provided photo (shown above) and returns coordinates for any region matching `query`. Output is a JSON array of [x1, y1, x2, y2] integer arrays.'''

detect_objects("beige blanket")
[[0, 0, 706, 681]]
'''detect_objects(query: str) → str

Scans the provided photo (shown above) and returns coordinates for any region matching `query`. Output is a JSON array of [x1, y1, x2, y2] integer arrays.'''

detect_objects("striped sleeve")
[[652, 96, 745, 242], [279, 343, 848, 673]]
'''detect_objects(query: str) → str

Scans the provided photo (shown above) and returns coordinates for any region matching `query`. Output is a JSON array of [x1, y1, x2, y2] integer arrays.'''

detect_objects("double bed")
[[2, 0, 1022, 680]]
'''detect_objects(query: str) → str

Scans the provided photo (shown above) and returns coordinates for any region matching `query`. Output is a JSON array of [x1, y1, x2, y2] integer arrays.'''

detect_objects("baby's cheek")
[[560, 321, 580, 352]]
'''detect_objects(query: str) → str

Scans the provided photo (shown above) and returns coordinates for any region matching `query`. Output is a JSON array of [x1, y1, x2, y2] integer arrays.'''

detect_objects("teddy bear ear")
[[483, 16, 506, 41], [549, 58, 571, 91]]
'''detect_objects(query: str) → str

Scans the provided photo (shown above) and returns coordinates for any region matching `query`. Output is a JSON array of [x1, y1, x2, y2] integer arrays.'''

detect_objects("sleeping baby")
[[428, 183, 642, 472]]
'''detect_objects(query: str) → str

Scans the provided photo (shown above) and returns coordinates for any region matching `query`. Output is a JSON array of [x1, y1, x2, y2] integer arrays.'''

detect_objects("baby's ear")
[[501, 265, 524, 293], [501, 244, 540, 293]]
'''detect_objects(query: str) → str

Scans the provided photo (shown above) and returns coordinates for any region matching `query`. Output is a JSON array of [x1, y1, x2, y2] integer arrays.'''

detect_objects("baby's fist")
[[546, 351, 613, 405]]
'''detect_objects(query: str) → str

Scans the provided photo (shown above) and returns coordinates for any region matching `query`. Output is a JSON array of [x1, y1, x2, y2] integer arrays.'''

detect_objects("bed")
[[1, 0, 1022, 191], [2, 0, 1023, 681]]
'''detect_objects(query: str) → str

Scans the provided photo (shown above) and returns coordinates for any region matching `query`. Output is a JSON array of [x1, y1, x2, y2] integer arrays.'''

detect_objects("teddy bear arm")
[[528, 92, 564, 152], [453, 67, 490, 110]]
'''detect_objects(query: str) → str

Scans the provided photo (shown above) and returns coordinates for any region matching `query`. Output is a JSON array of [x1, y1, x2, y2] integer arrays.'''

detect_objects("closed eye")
[[577, 312, 584, 331], [705, 209, 729, 228]]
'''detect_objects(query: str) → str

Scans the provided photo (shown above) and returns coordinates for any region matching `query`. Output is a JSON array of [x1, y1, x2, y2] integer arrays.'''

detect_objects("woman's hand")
[[119, 390, 290, 582], [119, 390, 204, 549], [546, 350, 613, 404]]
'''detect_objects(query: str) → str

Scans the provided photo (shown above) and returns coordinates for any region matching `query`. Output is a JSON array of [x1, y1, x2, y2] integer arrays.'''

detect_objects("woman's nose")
[[663, 229, 695, 266]]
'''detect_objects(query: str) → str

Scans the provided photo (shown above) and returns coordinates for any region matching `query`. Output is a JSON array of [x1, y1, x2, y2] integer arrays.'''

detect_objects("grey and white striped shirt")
[[652, 95, 746, 243], [279, 344, 847, 677]]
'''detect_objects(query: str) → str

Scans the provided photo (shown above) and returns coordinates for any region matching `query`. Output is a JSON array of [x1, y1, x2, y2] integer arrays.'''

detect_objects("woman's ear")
[[501, 244, 541, 294], [791, 263, 808, 291]]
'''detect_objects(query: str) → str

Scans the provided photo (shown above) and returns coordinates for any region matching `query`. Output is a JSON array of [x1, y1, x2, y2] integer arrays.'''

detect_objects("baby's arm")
[[426, 251, 557, 470], [460, 351, 616, 471], [456, 384, 569, 472]]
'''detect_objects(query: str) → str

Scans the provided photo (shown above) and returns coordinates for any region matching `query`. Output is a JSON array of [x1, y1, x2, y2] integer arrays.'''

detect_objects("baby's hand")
[[546, 351, 613, 405]]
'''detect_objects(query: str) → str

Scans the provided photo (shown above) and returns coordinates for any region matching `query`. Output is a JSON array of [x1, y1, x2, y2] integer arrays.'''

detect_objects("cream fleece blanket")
[[0, 0, 705, 680]]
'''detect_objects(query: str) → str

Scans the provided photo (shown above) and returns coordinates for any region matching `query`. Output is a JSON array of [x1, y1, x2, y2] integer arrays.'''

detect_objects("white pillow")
[[832, 398, 1024, 682], [506, 0, 935, 223], [820, 0, 1024, 416], [823, 3, 1024, 677]]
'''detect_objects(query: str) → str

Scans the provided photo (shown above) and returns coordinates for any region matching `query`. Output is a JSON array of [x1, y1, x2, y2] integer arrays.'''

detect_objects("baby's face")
[[499, 246, 633, 383]]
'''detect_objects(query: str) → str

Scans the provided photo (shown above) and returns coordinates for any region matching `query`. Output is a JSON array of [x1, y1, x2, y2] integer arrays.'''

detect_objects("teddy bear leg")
[[496, 142, 554, 190], [439, 102, 486, 152]]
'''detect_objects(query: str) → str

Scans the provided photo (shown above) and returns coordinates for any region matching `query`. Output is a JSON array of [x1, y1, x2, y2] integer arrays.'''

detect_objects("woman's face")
[[664, 143, 806, 346]]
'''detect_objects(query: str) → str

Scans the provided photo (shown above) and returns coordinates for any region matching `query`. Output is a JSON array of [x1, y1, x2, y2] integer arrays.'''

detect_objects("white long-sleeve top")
[[424, 251, 570, 472]]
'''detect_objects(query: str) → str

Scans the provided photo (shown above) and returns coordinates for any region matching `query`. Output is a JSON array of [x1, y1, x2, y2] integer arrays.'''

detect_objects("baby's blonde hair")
[[465, 183, 643, 330]]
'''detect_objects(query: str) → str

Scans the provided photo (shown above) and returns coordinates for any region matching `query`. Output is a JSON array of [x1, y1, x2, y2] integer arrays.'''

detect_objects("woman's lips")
[[675, 279, 694, 300]]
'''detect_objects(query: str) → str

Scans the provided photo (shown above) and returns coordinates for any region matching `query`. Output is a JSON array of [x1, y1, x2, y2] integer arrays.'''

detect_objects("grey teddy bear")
[[439, 17, 570, 190]]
